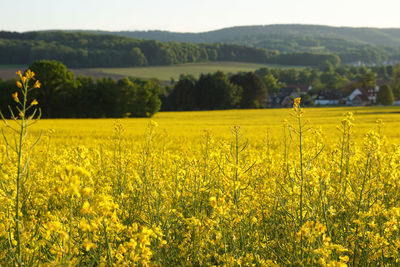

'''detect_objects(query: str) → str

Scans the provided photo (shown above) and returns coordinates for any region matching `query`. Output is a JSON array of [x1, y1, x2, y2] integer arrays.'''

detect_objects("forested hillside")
[[116, 25, 400, 46], [99, 24, 400, 64], [0, 30, 339, 68]]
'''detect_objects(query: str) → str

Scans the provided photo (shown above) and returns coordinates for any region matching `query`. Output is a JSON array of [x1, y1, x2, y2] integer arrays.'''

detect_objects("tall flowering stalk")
[[1, 70, 41, 266], [290, 97, 306, 262], [291, 97, 304, 226]]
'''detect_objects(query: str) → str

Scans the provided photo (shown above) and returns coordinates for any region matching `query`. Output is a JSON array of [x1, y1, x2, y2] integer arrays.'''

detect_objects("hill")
[[110, 25, 400, 47], [90, 24, 400, 64], [0, 30, 339, 68]]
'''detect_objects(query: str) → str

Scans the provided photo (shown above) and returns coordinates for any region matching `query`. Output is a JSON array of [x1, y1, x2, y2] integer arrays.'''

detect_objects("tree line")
[[164, 64, 400, 110], [254, 64, 400, 96], [0, 60, 161, 118], [163, 71, 267, 111], [0, 31, 340, 68]]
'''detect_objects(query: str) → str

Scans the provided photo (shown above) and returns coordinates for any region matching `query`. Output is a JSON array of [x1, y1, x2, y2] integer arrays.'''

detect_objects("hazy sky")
[[2, 0, 400, 32]]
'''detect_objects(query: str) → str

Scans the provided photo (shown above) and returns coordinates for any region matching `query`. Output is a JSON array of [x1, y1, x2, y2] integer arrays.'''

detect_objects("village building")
[[345, 80, 389, 106], [270, 85, 311, 107], [314, 90, 343, 105], [346, 88, 371, 106]]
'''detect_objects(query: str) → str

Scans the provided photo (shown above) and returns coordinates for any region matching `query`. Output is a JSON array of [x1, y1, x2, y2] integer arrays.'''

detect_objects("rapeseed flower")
[[12, 92, 19, 103]]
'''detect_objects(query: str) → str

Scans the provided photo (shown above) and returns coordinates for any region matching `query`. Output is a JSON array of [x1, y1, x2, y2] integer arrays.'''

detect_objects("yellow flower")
[[47, 221, 62, 232], [150, 120, 158, 127], [81, 201, 91, 214], [209, 196, 217, 208], [30, 99, 38, 106], [293, 97, 301, 109], [339, 255, 349, 263], [16, 81, 22, 88], [12, 92, 19, 103], [25, 69, 35, 79], [80, 218, 91, 232], [16, 70, 22, 78], [33, 80, 41, 88], [83, 238, 96, 251], [82, 187, 93, 196], [291, 97, 304, 117]]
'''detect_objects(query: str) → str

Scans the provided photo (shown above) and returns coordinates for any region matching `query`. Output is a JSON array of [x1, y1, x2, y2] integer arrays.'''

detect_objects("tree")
[[75, 75, 96, 117], [28, 60, 75, 117], [129, 47, 148, 66], [375, 66, 389, 80], [278, 69, 299, 84], [320, 72, 349, 90], [376, 84, 394, 106], [263, 74, 285, 95], [0, 78, 17, 117], [129, 78, 161, 117], [167, 75, 196, 110], [116, 77, 137, 117], [297, 69, 312, 85], [95, 77, 119, 117], [389, 64, 400, 98], [230, 72, 267, 108], [359, 72, 376, 89], [194, 71, 242, 110]]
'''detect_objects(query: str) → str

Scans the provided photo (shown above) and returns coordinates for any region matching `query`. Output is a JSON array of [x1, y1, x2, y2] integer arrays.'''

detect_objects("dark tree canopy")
[[390, 64, 400, 98], [166, 72, 242, 111], [194, 71, 242, 110], [230, 72, 267, 108], [29, 60, 76, 117], [376, 84, 394, 106], [167, 75, 196, 111], [358, 73, 377, 89]]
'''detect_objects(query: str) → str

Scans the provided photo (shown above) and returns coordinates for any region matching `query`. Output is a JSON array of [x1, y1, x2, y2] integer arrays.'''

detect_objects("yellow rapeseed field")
[[1, 71, 400, 266]]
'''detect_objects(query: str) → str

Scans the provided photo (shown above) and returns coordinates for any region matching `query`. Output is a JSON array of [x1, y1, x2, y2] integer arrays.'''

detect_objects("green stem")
[[298, 115, 304, 263], [16, 84, 28, 266]]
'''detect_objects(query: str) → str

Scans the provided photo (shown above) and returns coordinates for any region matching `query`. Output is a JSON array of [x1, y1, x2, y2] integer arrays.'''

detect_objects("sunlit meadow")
[[1, 71, 400, 266]]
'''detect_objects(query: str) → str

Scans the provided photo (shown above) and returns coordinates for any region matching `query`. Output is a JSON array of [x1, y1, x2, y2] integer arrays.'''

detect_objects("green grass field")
[[0, 64, 27, 69], [89, 61, 303, 81], [0, 62, 302, 81]]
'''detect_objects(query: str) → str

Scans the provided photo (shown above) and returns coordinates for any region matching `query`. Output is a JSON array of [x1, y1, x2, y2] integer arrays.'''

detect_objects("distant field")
[[0, 64, 27, 69], [0, 65, 28, 80], [88, 61, 303, 81], [0, 62, 302, 81]]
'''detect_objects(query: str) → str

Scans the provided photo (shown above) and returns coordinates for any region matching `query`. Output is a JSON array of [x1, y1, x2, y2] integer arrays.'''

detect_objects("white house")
[[347, 89, 363, 102], [346, 89, 371, 106]]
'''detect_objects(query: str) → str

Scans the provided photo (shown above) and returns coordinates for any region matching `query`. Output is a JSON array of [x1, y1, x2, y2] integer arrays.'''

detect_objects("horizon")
[[6, 23, 400, 34], [2, 0, 400, 33]]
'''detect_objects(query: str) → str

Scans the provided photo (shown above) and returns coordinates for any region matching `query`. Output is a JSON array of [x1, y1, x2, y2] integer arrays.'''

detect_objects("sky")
[[2, 0, 400, 32]]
